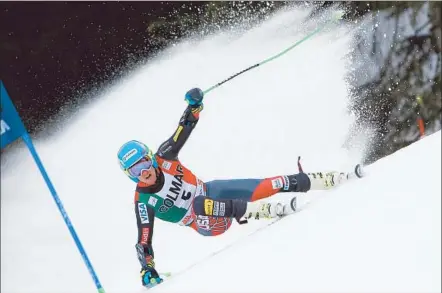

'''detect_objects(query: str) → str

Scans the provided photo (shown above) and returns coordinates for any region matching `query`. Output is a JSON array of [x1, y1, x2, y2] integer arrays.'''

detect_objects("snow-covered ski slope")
[[1, 6, 440, 293], [154, 131, 441, 293]]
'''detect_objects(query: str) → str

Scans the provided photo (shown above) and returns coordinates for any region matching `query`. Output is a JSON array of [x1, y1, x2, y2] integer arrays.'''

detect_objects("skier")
[[117, 88, 353, 288]]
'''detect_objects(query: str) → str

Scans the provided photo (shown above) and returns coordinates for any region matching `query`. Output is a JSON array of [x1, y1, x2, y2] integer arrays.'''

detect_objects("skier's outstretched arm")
[[134, 201, 162, 287], [157, 88, 204, 160]]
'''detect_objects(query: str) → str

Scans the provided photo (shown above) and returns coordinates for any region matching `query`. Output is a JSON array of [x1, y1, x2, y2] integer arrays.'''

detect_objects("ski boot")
[[242, 198, 297, 221], [306, 163, 364, 190], [307, 171, 348, 190]]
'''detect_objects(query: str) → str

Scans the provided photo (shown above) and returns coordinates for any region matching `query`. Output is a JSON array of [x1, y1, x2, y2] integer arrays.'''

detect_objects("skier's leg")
[[204, 173, 311, 202], [188, 174, 309, 223], [191, 169, 352, 224], [192, 191, 288, 222]]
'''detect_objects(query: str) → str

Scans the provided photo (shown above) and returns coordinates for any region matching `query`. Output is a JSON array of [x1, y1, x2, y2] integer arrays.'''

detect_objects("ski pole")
[[203, 11, 344, 95]]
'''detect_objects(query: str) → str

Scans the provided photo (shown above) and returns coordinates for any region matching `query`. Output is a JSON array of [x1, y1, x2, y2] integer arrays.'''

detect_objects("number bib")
[[138, 160, 204, 224]]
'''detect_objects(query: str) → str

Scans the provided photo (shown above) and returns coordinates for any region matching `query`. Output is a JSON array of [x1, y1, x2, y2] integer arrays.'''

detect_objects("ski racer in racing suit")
[[117, 88, 351, 288]]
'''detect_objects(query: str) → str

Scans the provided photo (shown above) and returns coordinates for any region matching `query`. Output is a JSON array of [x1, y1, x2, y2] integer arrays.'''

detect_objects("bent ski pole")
[[203, 11, 344, 95]]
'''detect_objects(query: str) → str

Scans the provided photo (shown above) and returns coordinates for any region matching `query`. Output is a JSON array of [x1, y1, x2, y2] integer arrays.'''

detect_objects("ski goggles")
[[126, 158, 153, 178]]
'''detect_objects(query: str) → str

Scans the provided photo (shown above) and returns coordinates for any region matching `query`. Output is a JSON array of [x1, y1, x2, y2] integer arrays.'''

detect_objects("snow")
[[154, 131, 441, 293], [1, 6, 440, 293]]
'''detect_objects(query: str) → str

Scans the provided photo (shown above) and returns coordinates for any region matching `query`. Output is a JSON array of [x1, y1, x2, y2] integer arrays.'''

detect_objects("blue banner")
[[1, 81, 26, 149]]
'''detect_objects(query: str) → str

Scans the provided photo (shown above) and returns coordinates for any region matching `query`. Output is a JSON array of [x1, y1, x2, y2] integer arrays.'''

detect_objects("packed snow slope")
[[154, 131, 442, 293], [1, 6, 440, 293]]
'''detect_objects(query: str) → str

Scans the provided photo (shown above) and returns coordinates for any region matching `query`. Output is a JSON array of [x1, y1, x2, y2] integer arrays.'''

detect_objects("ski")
[[282, 163, 366, 216]]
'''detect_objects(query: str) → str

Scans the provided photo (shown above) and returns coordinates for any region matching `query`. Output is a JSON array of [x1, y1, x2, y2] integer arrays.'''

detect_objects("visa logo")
[[138, 203, 149, 224]]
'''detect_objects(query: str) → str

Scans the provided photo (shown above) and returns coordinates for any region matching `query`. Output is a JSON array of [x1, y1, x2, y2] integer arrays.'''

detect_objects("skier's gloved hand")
[[140, 263, 163, 288], [185, 88, 204, 107]]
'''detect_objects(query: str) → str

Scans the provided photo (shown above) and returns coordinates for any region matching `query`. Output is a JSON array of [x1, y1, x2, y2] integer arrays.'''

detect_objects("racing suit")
[[134, 104, 310, 269]]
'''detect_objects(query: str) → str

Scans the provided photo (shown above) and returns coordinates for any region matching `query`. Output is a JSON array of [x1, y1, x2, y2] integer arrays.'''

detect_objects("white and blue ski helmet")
[[117, 140, 158, 183]]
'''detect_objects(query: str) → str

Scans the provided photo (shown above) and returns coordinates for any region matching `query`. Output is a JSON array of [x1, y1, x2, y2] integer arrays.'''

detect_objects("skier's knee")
[[294, 172, 311, 192]]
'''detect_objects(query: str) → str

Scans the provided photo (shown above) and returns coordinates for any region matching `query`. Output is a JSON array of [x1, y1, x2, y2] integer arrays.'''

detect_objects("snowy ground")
[[153, 131, 441, 293], [2, 6, 440, 293]]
